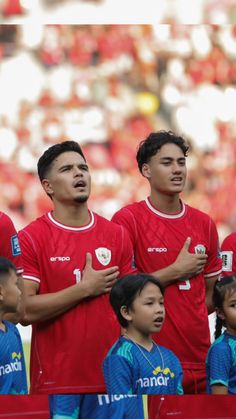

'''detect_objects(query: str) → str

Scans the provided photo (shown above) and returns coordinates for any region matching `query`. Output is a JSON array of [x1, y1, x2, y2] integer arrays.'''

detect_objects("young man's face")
[[1, 270, 21, 313], [142, 143, 187, 196], [128, 282, 165, 335], [42, 151, 91, 205]]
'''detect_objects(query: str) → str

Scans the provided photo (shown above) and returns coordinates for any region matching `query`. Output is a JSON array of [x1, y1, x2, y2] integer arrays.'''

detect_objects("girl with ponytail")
[[206, 275, 236, 394]]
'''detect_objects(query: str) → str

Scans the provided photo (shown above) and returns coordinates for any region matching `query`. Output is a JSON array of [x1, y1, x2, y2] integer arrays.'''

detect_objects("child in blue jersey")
[[206, 274, 236, 394], [0, 257, 27, 394], [103, 273, 183, 395], [49, 394, 147, 419]]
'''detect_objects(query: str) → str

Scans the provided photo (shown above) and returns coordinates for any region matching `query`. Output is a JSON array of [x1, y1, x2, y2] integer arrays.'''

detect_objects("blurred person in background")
[[221, 232, 236, 275], [112, 130, 222, 394]]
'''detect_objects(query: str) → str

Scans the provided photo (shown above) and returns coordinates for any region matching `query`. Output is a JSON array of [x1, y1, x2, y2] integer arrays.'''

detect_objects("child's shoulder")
[[211, 332, 234, 347], [3, 320, 18, 330], [106, 336, 136, 363], [2, 321, 21, 337]]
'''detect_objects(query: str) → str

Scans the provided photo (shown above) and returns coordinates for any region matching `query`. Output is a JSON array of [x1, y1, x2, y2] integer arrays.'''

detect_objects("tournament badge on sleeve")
[[95, 248, 111, 266], [221, 250, 233, 272]]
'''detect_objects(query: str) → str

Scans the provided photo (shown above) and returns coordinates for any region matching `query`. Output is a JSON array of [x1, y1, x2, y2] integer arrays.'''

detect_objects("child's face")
[[1, 270, 21, 313], [128, 283, 165, 335], [221, 290, 236, 336]]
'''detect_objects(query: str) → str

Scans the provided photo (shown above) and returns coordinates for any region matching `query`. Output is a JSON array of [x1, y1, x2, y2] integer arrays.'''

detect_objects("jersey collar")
[[145, 197, 186, 219], [47, 210, 95, 231]]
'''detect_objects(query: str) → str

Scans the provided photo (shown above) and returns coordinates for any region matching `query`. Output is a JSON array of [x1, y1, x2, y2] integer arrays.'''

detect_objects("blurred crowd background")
[[0, 24, 236, 243], [1, 0, 236, 23]]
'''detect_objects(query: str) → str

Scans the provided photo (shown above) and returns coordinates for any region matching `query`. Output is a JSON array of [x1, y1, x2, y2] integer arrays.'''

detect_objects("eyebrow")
[[59, 163, 88, 171], [159, 156, 186, 162]]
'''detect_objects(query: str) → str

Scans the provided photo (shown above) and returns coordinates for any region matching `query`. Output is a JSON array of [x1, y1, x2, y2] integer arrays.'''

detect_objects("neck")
[[123, 330, 153, 351], [149, 191, 182, 214], [226, 326, 236, 338], [52, 202, 90, 227]]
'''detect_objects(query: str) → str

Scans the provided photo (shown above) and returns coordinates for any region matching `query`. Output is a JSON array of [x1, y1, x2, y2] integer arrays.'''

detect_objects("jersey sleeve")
[[0, 212, 23, 274], [204, 218, 222, 279], [118, 225, 137, 277], [112, 208, 137, 248], [103, 354, 134, 395], [173, 356, 184, 395], [18, 229, 40, 284], [221, 233, 236, 275], [206, 342, 231, 390]]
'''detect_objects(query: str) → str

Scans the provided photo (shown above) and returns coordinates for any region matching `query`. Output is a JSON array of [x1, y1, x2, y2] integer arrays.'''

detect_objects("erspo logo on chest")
[[95, 248, 111, 266]]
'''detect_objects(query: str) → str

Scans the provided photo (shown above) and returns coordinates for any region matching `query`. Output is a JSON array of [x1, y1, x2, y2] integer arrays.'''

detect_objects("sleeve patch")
[[11, 235, 21, 256], [221, 251, 233, 272]]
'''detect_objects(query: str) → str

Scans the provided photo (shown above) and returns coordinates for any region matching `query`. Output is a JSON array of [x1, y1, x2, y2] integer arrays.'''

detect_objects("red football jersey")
[[0, 211, 23, 274], [0, 395, 50, 418], [19, 211, 134, 394], [221, 232, 236, 275], [112, 198, 222, 369], [148, 395, 236, 419]]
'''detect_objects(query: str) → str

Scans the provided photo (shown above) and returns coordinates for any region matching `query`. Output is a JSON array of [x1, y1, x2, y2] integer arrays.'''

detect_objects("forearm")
[[152, 264, 183, 288], [21, 281, 90, 325]]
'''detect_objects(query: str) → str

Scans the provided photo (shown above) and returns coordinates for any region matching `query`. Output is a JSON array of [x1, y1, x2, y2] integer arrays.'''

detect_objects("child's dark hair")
[[214, 275, 236, 339], [37, 140, 86, 182], [0, 257, 17, 284], [136, 130, 189, 174], [110, 273, 164, 328]]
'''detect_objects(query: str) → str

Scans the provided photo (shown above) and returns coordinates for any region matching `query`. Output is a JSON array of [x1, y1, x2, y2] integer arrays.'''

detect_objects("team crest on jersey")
[[95, 248, 111, 266], [194, 244, 206, 254]]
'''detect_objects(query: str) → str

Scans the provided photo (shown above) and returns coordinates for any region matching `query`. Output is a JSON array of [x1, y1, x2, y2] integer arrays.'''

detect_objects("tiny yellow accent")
[[12, 352, 21, 360]]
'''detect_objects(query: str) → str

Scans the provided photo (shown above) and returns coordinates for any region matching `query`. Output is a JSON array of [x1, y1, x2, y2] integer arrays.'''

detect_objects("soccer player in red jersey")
[[0, 211, 22, 275], [221, 232, 236, 275], [0, 211, 24, 323], [112, 131, 222, 394], [18, 141, 135, 397]]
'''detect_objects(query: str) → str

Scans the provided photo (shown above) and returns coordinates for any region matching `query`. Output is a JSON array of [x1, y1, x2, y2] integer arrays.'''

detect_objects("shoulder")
[[185, 204, 213, 223], [19, 214, 47, 236], [95, 212, 127, 234], [221, 233, 236, 248], [107, 337, 134, 363], [3, 321, 20, 335], [112, 201, 145, 220], [0, 211, 15, 230], [208, 333, 231, 355]]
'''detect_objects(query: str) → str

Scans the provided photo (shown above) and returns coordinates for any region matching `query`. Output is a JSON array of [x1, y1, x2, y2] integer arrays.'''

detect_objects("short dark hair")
[[110, 273, 164, 328], [136, 130, 189, 173], [214, 275, 236, 339], [0, 257, 17, 284], [37, 140, 86, 182]]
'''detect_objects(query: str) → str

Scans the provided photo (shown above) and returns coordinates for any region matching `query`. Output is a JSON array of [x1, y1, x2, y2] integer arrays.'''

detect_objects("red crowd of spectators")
[[0, 25, 236, 242]]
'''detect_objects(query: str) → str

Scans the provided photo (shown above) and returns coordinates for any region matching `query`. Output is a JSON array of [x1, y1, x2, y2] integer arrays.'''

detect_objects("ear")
[[141, 163, 151, 179], [41, 179, 54, 197], [216, 307, 225, 321], [120, 305, 133, 322]]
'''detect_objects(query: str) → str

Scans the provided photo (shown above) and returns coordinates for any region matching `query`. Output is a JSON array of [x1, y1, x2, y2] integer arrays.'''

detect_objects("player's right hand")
[[174, 237, 208, 279], [81, 252, 119, 296]]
